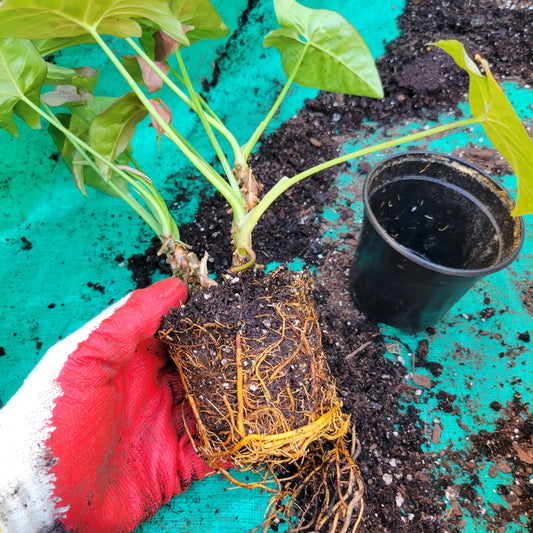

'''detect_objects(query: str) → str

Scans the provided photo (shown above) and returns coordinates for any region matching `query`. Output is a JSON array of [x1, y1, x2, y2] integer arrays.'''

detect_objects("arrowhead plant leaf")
[[121, 55, 168, 93], [264, 0, 383, 98], [45, 64, 99, 93], [48, 96, 118, 158], [169, 0, 230, 45], [0, 0, 189, 46], [50, 113, 131, 198], [72, 150, 132, 198], [431, 40, 533, 216], [42, 64, 99, 106], [89, 92, 148, 179], [0, 37, 46, 136], [33, 36, 97, 57]]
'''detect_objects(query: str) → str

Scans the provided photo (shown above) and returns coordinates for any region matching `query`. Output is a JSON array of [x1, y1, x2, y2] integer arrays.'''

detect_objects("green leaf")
[[263, 0, 383, 98], [42, 85, 84, 107], [42, 64, 99, 106], [0, 0, 189, 45], [137, 1, 229, 64], [121, 55, 167, 93], [45, 64, 99, 93], [431, 40, 533, 216], [170, 0, 230, 44], [48, 96, 116, 158], [89, 92, 148, 179], [33, 36, 96, 57], [0, 38, 46, 136], [72, 150, 131, 197], [49, 112, 130, 198]]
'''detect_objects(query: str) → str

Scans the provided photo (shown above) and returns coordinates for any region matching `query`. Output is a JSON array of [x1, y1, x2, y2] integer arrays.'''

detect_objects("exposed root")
[[159, 268, 364, 531]]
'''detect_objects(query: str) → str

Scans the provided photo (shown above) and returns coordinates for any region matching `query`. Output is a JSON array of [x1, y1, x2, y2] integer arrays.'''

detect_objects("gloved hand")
[[0, 278, 212, 533]]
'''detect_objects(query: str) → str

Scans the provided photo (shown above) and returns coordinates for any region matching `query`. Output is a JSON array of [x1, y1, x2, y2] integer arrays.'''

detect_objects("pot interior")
[[369, 176, 500, 269], [365, 153, 523, 273]]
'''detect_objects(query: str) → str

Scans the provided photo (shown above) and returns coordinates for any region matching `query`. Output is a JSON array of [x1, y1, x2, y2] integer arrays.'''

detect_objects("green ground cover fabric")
[[1, 1, 531, 532]]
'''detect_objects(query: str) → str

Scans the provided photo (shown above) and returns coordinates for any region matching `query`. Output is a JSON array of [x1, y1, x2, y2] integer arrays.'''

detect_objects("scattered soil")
[[127, 0, 532, 531], [442, 393, 533, 532]]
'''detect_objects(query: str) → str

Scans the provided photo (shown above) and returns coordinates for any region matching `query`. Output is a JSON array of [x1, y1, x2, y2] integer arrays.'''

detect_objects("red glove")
[[0, 278, 212, 533]]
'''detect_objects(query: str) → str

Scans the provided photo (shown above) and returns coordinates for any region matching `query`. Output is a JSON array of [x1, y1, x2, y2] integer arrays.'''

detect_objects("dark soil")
[[127, 0, 533, 531], [159, 268, 337, 442]]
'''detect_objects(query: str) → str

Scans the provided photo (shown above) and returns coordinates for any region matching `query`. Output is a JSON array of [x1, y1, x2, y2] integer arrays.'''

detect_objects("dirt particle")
[[490, 401, 504, 412], [20, 236, 32, 250], [518, 331, 530, 342], [87, 282, 105, 294]]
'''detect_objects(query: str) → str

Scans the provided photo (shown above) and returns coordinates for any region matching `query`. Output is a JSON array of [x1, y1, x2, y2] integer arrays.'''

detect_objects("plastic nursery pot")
[[349, 151, 524, 333]]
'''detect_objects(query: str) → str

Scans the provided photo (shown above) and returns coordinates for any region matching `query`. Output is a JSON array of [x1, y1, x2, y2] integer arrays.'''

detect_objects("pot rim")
[[362, 151, 525, 278]]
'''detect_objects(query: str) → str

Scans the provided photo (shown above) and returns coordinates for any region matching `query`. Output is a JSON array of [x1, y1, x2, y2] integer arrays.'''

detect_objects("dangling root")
[[159, 267, 364, 531], [250, 426, 364, 533]]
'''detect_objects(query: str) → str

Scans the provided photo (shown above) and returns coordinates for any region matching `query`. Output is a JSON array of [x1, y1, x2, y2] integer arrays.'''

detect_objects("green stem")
[[234, 116, 481, 249], [174, 49, 240, 196], [126, 37, 244, 165], [241, 42, 310, 162], [90, 30, 245, 221], [123, 151, 178, 236], [37, 100, 174, 237]]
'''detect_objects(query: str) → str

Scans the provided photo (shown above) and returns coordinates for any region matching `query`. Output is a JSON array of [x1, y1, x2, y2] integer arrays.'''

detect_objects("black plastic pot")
[[349, 152, 524, 333]]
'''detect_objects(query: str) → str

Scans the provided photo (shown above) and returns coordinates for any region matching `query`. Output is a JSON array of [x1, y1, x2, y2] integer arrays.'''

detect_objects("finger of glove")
[[161, 364, 215, 493], [64, 277, 187, 385], [50, 336, 192, 531]]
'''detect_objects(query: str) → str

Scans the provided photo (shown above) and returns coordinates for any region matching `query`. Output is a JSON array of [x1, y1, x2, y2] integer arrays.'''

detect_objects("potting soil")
[[1, 1, 532, 532]]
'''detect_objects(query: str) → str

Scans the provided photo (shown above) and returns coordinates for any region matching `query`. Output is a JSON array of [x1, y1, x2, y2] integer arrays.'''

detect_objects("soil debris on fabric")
[[126, 0, 532, 531]]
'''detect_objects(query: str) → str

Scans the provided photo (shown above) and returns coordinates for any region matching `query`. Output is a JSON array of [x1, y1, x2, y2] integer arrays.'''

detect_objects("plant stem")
[[35, 99, 175, 237], [242, 42, 310, 162], [174, 48, 240, 196], [235, 116, 482, 249], [90, 30, 246, 221], [125, 37, 244, 167]]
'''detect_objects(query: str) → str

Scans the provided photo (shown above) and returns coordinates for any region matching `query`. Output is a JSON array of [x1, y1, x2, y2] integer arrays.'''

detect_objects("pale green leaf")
[[49, 113, 130, 198], [121, 55, 167, 93], [263, 0, 382, 98], [0, 37, 46, 136], [71, 150, 89, 196], [0, 0, 189, 45], [170, 0, 230, 44], [45, 64, 99, 93], [431, 40, 533, 216], [42, 85, 83, 107], [137, 0, 229, 64], [121, 55, 146, 86], [89, 92, 148, 179], [42, 64, 99, 105], [72, 150, 131, 197], [33, 36, 96, 56], [48, 112, 77, 159], [48, 96, 116, 158]]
